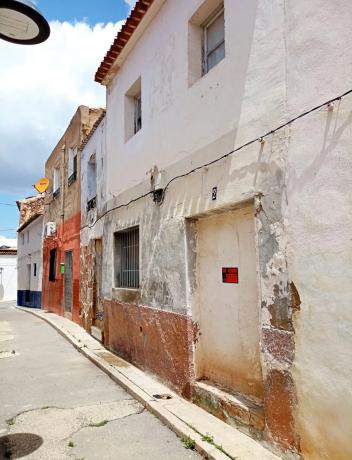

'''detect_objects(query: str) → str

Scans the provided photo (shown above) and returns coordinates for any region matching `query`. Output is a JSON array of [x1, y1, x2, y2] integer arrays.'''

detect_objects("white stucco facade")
[[0, 253, 17, 301], [83, 1, 352, 458], [17, 215, 44, 308]]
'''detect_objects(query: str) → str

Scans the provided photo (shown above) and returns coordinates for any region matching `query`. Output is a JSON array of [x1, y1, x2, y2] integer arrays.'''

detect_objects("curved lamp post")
[[0, 0, 50, 45]]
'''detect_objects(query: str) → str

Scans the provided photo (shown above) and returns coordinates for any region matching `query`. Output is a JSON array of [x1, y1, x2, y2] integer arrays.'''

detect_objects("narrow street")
[[0, 301, 200, 459]]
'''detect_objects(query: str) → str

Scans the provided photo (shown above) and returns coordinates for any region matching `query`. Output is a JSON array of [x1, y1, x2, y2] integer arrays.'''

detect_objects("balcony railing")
[[68, 171, 77, 186], [87, 196, 97, 212]]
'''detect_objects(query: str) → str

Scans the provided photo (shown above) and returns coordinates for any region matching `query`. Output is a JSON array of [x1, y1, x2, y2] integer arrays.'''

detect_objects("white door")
[[195, 205, 263, 401]]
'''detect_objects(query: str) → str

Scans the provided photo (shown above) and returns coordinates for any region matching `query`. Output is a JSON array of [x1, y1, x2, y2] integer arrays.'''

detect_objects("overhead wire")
[[75, 86, 352, 230], [0, 202, 17, 207]]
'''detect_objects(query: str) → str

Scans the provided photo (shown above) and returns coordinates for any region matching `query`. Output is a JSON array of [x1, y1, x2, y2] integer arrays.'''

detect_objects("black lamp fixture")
[[0, 0, 50, 45]]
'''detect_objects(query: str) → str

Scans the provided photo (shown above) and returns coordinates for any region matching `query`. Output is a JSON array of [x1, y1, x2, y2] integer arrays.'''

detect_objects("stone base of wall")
[[17, 290, 41, 308], [104, 300, 194, 397]]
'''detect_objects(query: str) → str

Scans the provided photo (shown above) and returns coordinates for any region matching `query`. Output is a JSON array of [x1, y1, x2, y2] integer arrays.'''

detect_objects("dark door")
[[64, 251, 73, 313]]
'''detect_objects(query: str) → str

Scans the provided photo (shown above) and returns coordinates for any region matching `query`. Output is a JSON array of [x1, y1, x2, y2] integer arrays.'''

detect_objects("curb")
[[16, 306, 231, 460]]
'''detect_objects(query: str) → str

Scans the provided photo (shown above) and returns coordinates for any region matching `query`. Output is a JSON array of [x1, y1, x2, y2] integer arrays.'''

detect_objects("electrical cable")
[[78, 87, 352, 230], [0, 202, 16, 207]]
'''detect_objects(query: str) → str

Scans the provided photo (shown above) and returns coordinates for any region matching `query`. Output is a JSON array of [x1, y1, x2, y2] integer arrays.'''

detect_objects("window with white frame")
[[203, 7, 225, 74], [68, 147, 77, 185], [53, 166, 60, 196], [114, 227, 140, 289]]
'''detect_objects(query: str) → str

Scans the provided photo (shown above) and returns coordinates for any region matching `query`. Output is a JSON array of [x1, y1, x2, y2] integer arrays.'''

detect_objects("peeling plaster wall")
[[288, 103, 352, 460], [285, 2, 352, 459], [80, 118, 106, 329], [80, 117, 107, 234], [92, 0, 352, 457]]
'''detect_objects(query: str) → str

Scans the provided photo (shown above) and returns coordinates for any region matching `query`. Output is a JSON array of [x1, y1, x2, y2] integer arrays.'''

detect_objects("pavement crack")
[[6, 406, 65, 426], [67, 407, 146, 440]]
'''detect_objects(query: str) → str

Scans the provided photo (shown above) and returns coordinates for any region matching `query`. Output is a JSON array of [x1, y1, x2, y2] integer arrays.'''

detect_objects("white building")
[[0, 247, 17, 301], [80, 1, 352, 458], [17, 196, 44, 308]]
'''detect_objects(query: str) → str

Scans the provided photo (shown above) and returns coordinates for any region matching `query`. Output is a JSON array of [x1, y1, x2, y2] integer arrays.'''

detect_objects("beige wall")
[[44, 106, 104, 226]]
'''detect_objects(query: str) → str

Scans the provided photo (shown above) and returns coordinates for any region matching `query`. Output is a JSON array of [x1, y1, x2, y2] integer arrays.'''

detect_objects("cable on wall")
[[78, 87, 352, 231]]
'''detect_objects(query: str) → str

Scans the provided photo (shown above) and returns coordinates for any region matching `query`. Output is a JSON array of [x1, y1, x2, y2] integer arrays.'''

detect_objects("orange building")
[[42, 106, 104, 324]]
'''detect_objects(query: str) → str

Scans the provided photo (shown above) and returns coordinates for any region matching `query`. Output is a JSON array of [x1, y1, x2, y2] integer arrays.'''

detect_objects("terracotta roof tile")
[[17, 195, 44, 233], [95, 0, 154, 84], [0, 248, 17, 256]]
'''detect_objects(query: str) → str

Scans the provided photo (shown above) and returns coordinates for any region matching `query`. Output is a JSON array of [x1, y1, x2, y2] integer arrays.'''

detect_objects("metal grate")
[[115, 227, 139, 288]]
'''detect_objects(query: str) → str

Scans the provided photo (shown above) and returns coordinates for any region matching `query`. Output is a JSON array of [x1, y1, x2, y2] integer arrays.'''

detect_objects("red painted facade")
[[42, 212, 81, 325]]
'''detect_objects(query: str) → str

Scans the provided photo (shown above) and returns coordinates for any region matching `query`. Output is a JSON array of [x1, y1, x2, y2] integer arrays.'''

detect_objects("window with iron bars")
[[114, 227, 139, 289]]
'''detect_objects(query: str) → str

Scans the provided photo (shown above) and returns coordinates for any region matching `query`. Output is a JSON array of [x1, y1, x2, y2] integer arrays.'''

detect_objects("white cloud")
[[0, 235, 17, 248], [125, 0, 137, 8], [0, 20, 122, 195]]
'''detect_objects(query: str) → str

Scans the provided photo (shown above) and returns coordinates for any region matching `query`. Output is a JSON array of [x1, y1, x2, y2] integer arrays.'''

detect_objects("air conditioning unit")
[[45, 222, 56, 237]]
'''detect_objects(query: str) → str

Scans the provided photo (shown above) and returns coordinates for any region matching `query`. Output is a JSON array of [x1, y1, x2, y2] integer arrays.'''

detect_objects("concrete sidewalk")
[[17, 306, 281, 460]]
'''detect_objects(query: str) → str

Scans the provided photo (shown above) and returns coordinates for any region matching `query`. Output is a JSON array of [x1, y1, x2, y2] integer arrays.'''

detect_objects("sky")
[[0, 0, 136, 243]]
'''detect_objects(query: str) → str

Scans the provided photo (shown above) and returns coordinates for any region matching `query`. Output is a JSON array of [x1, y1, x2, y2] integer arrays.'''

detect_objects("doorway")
[[93, 239, 103, 334], [194, 204, 263, 401], [64, 251, 73, 313]]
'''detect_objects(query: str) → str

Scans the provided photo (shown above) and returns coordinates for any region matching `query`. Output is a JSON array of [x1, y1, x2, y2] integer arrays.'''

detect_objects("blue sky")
[[0, 1, 132, 241], [38, 0, 130, 26]]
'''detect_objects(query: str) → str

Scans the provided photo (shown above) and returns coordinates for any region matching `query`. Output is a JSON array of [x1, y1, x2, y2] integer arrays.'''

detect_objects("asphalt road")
[[0, 301, 200, 459]]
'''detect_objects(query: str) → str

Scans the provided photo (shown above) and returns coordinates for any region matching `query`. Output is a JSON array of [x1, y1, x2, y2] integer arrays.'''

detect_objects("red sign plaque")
[[222, 267, 238, 284]]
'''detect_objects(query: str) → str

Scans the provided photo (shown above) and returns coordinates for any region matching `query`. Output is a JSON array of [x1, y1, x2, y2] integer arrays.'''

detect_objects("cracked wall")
[[85, 0, 352, 458]]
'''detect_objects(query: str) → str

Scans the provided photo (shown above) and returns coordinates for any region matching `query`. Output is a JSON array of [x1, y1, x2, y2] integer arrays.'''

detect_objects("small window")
[[68, 147, 77, 185], [53, 166, 60, 197], [49, 248, 57, 282], [87, 153, 97, 211], [203, 8, 225, 74], [21, 233, 24, 245], [26, 231, 29, 243], [114, 227, 139, 289], [125, 77, 142, 141], [134, 95, 142, 134], [33, 263, 37, 277]]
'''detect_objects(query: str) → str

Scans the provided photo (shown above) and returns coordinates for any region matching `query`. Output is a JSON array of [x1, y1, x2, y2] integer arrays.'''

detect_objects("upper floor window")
[[68, 147, 77, 186], [203, 8, 225, 74], [26, 231, 29, 244], [53, 166, 60, 198], [87, 153, 97, 212], [125, 77, 142, 141], [134, 94, 142, 134]]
